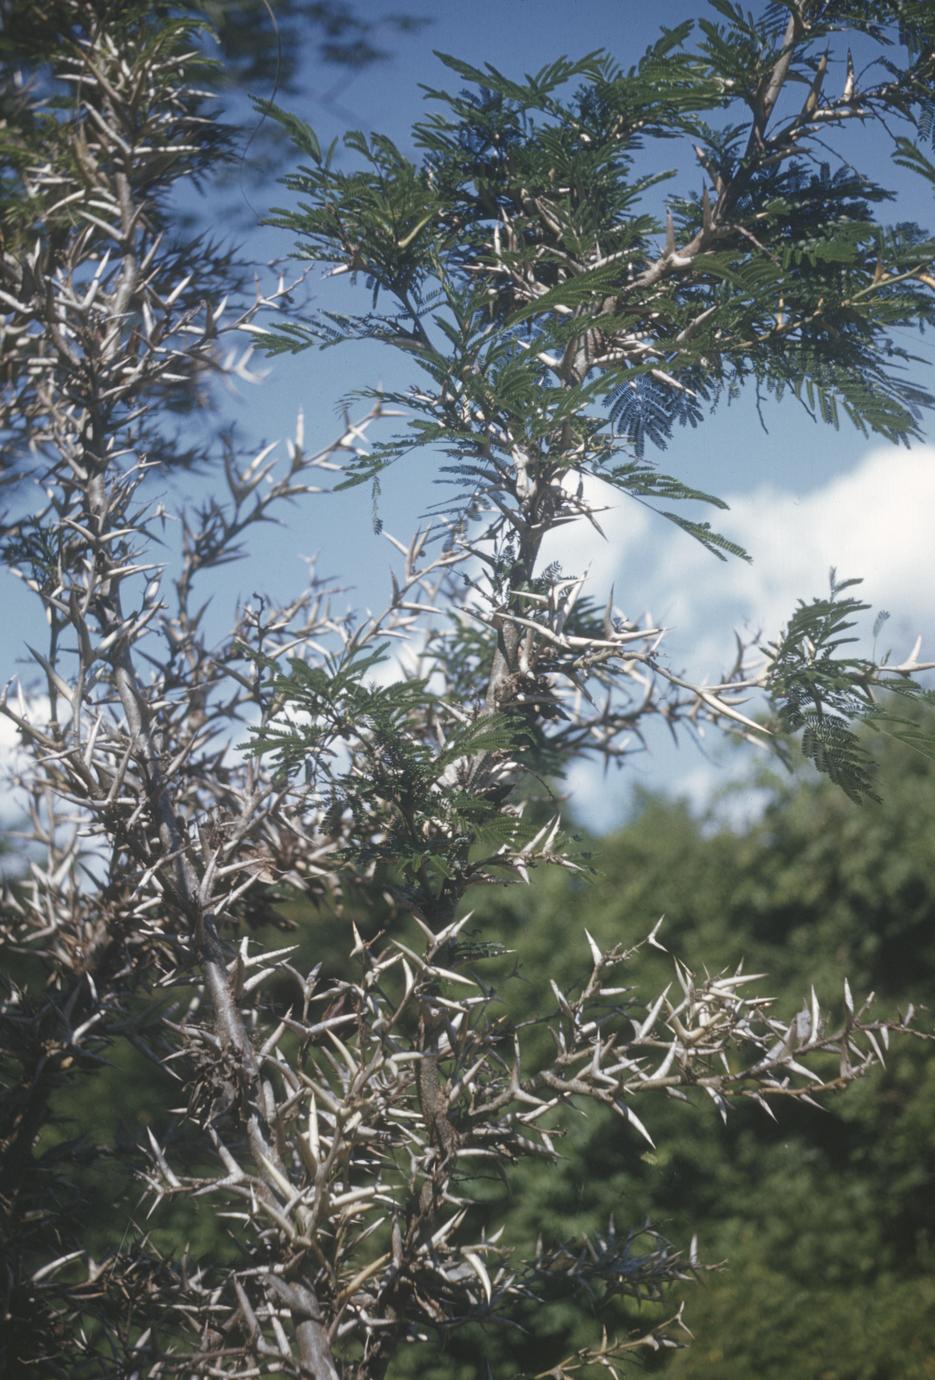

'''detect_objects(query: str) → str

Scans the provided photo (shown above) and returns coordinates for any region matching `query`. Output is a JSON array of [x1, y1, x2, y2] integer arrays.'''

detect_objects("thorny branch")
[[1, 4, 933, 1378]]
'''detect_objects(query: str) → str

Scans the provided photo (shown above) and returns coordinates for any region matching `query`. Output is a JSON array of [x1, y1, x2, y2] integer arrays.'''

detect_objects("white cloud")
[[545, 445, 935, 675], [541, 445, 935, 828], [0, 697, 52, 876], [646, 443, 935, 671], [0, 693, 51, 818]]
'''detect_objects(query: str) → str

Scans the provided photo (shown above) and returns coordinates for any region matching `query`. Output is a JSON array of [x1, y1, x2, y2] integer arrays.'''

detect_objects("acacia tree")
[[1, 2, 934, 1377]]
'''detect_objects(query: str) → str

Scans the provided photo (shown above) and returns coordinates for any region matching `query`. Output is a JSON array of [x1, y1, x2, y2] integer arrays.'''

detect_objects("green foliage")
[[766, 571, 935, 801], [250, 645, 542, 910], [263, 9, 935, 802], [599, 461, 752, 563], [263, 19, 935, 470], [14, 707, 935, 1378], [402, 710, 935, 1379]]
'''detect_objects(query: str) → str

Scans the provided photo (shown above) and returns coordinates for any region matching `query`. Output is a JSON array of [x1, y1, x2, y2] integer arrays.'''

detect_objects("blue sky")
[[3, 1, 934, 829]]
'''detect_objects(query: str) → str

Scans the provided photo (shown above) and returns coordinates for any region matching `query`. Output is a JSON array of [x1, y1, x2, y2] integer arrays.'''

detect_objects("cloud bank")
[[546, 444, 935, 665], [542, 444, 935, 828]]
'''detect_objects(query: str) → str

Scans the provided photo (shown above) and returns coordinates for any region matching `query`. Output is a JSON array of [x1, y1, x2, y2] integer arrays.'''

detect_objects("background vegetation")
[[31, 712, 935, 1378]]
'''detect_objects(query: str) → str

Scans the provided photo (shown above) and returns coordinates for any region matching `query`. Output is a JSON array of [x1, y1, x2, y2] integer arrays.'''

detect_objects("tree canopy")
[[0, 3, 933, 1377]]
